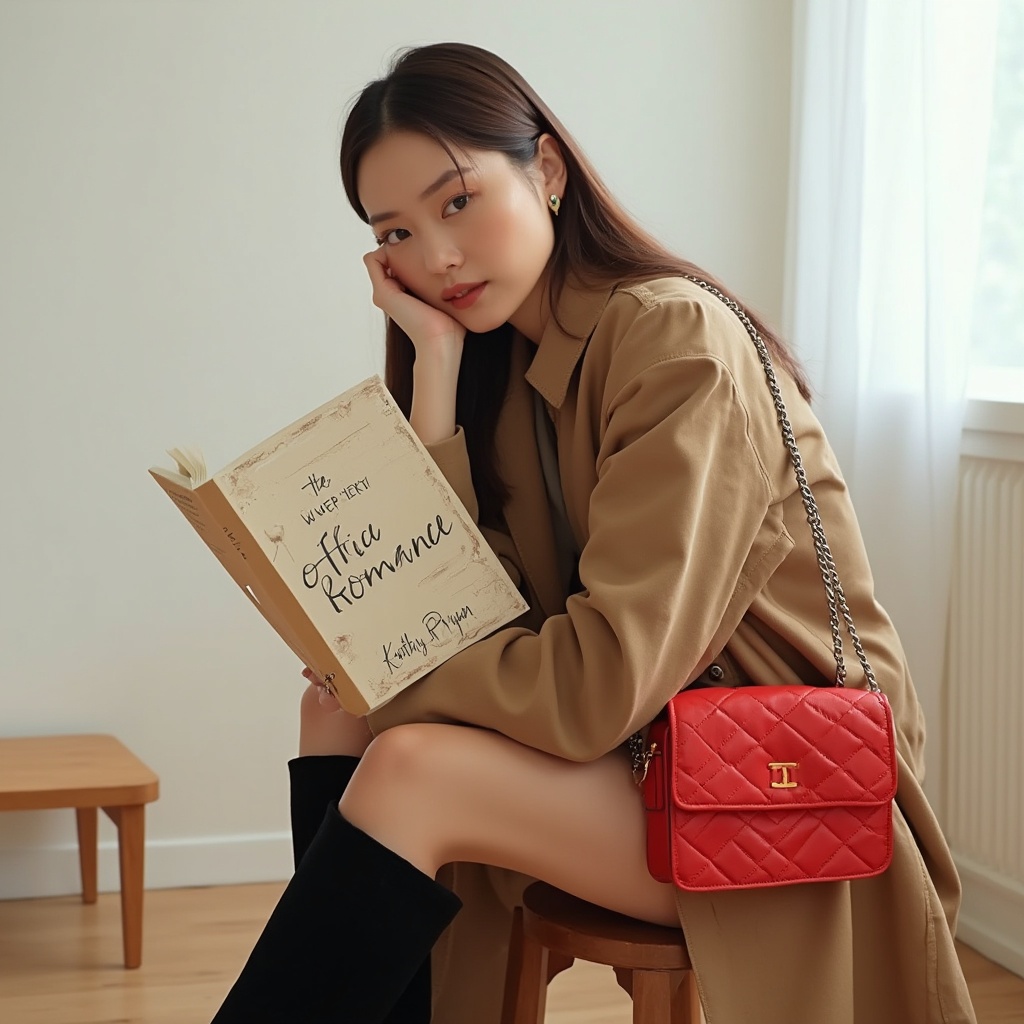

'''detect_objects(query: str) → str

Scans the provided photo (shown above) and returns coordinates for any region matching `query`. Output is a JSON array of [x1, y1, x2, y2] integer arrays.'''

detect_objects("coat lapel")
[[495, 336, 566, 618], [495, 278, 617, 618]]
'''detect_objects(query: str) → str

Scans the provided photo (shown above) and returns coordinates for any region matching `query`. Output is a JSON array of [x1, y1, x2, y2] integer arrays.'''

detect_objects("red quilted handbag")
[[634, 278, 898, 891], [642, 685, 896, 890]]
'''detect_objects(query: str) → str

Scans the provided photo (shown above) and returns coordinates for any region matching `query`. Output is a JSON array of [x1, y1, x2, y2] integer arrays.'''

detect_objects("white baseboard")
[[0, 832, 293, 901], [954, 854, 1024, 979]]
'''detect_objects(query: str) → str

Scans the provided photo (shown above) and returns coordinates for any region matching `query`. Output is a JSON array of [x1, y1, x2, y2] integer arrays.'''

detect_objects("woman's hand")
[[363, 249, 464, 445], [298, 669, 373, 757], [301, 666, 341, 711], [363, 249, 465, 360]]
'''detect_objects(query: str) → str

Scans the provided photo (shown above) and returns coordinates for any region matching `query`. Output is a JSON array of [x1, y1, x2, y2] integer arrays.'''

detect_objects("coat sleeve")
[[367, 301, 777, 759], [424, 427, 478, 523]]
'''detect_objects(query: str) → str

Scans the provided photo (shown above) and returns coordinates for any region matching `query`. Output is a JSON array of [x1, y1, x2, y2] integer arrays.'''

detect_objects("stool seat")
[[523, 882, 690, 971], [502, 881, 700, 1023], [0, 734, 160, 968]]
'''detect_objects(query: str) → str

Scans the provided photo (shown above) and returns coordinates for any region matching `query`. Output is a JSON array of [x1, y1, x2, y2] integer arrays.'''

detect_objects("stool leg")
[[501, 907, 526, 1024], [502, 906, 550, 1024], [631, 969, 675, 1024], [667, 966, 700, 1024], [105, 803, 146, 969], [671, 970, 701, 1024], [75, 807, 98, 904], [517, 930, 550, 1024], [502, 908, 575, 1024], [501, 907, 551, 1024]]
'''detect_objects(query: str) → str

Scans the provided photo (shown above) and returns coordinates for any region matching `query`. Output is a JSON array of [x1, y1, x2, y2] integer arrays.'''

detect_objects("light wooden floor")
[[0, 883, 1021, 1023]]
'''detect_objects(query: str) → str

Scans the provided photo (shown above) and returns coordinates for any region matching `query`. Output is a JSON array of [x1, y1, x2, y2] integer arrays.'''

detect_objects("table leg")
[[104, 803, 146, 969], [75, 807, 98, 904]]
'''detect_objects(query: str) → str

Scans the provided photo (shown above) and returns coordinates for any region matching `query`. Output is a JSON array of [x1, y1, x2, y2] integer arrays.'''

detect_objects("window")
[[970, 0, 1024, 401]]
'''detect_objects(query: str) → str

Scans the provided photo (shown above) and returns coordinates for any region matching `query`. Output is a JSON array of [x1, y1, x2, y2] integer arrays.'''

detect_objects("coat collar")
[[525, 275, 617, 409]]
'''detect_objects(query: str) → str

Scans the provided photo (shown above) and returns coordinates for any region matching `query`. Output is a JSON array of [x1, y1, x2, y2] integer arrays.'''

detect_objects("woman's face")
[[356, 131, 562, 339]]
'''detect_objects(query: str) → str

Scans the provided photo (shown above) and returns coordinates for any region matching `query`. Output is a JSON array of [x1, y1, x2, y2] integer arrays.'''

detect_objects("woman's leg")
[[213, 721, 675, 1023], [341, 722, 679, 927], [213, 797, 460, 1024], [287, 684, 434, 1023], [289, 683, 373, 864]]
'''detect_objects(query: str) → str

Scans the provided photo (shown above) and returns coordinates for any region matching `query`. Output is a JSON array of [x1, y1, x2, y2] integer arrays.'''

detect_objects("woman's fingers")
[[361, 250, 466, 354], [300, 667, 341, 710], [298, 682, 373, 756], [363, 249, 405, 297]]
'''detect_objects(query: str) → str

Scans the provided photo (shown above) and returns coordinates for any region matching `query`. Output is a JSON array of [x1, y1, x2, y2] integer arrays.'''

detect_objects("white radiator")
[[945, 402, 1024, 978]]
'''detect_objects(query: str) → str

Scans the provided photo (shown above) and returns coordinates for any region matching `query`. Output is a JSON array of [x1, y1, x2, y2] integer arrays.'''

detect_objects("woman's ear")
[[534, 133, 568, 204]]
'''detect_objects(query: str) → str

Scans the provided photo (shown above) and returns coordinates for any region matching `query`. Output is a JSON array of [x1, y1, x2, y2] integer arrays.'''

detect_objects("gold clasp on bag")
[[768, 762, 799, 789]]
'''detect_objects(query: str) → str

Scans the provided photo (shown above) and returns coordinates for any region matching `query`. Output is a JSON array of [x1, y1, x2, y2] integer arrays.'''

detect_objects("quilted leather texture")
[[648, 686, 897, 891]]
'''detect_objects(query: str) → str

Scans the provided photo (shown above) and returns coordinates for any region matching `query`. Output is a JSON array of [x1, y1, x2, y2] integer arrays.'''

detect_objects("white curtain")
[[784, 0, 999, 803]]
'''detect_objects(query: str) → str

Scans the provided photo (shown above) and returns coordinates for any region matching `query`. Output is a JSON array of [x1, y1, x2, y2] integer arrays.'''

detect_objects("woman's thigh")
[[340, 722, 679, 928]]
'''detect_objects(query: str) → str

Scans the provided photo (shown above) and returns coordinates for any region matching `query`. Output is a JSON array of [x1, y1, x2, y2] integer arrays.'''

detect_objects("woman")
[[213, 42, 975, 1024]]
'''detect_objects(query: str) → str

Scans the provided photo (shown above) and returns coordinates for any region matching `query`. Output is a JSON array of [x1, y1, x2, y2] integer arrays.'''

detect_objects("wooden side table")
[[0, 734, 160, 968]]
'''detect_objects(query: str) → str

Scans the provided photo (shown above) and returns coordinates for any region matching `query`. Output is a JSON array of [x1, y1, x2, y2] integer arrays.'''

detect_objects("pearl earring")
[[548, 194, 561, 217]]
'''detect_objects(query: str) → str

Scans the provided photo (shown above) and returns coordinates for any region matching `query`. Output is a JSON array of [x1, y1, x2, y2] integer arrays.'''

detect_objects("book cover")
[[149, 375, 528, 714]]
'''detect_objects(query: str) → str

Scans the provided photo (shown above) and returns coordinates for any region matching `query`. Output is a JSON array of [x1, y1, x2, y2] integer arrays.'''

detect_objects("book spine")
[[193, 479, 368, 715], [148, 470, 254, 593]]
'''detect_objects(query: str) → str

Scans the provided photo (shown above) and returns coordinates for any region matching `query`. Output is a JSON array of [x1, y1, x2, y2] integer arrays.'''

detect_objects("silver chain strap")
[[681, 275, 879, 693], [628, 278, 881, 783]]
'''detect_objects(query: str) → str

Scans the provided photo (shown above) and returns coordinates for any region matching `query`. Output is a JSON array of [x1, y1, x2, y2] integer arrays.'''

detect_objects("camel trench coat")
[[366, 276, 976, 1024]]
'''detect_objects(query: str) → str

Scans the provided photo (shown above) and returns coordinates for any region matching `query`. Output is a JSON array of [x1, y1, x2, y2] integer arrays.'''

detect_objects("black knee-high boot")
[[288, 755, 360, 867], [212, 804, 461, 1024], [287, 756, 435, 1023]]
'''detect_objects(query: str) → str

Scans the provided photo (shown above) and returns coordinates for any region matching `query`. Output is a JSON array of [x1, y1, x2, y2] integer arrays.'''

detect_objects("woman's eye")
[[443, 193, 471, 216], [376, 228, 410, 246]]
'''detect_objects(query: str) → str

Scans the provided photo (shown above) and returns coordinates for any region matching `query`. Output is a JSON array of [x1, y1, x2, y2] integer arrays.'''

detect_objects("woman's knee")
[[350, 722, 454, 796], [339, 724, 463, 872], [340, 723, 484, 831]]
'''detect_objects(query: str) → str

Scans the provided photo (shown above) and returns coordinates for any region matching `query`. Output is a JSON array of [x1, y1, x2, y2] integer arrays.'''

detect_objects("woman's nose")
[[423, 235, 463, 275]]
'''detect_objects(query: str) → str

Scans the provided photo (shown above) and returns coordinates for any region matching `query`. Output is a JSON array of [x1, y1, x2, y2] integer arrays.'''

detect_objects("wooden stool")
[[501, 881, 700, 1023], [0, 734, 160, 968]]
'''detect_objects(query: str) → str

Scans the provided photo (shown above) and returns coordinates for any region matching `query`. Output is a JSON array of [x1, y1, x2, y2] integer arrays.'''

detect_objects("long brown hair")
[[339, 42, 809, 524]]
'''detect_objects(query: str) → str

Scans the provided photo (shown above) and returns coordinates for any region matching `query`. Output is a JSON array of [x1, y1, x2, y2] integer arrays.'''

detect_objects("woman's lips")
[[443, 282, 486, 310]]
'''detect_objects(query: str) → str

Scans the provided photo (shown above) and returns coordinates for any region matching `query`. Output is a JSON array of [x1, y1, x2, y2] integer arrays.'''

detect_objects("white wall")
[[0, 0, 793, 897]]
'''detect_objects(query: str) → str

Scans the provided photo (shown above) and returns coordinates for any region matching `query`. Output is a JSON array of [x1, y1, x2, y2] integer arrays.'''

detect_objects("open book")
[[149, 376, 528, 714]]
